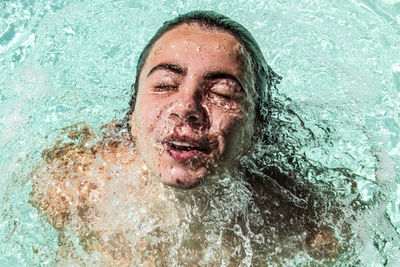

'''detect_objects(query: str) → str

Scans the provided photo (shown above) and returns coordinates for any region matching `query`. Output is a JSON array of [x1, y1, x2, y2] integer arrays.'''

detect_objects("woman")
[[32, 11, 340, 265], [127, 10, 273, 188]]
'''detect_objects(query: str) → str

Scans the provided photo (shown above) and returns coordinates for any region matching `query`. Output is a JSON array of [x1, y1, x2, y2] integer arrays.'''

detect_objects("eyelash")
[[211, 91, 231, 100], [154, 85, 177, 91], [153, 85, 233, 101]]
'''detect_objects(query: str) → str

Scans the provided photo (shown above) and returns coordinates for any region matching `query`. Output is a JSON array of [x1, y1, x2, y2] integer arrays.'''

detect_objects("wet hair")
[[125, 10, 281, 131]]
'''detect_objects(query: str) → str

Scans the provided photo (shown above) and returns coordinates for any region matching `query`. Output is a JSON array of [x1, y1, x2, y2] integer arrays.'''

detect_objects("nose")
[[169, 88, 205, 124]]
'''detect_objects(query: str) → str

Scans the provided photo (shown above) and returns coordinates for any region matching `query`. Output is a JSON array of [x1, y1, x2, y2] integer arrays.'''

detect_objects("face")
[[131, 23, 256, 188]]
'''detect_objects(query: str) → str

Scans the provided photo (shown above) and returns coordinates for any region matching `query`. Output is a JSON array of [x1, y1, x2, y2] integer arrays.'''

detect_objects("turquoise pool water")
[[0, 0, 399, 265]]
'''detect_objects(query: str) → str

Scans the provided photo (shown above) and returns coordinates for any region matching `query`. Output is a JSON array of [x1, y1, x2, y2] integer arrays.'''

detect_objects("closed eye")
[[154, 85, 178, 91], [211, 91, 231, 100]]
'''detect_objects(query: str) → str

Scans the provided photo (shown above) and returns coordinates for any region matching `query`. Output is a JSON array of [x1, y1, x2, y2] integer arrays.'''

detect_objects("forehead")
[[142, 23, 248, 74], [154, 23, 243, 53]]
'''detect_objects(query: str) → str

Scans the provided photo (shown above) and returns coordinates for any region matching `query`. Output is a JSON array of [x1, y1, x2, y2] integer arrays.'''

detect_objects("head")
[[128, 11, 278, 188]]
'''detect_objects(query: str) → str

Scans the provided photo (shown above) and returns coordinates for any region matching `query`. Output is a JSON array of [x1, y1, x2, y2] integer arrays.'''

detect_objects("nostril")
[[186, 114, 200, 123], [170, 112, 180, 119], [168, 101, 205, 124]]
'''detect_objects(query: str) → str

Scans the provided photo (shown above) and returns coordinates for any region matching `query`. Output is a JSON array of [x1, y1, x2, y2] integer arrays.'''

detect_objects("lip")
[[163, 134, 209, 161]]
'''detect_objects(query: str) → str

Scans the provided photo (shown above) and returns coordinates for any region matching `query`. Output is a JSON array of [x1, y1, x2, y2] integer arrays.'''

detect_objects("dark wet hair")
[[125, 10, 281, 131]]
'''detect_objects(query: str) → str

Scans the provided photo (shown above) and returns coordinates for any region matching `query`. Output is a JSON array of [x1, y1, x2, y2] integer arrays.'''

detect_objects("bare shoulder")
[[31, 122, 136, 228]]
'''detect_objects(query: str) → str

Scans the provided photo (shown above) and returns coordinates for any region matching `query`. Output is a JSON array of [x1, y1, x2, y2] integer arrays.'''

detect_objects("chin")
[[158, 166, 207, 189]]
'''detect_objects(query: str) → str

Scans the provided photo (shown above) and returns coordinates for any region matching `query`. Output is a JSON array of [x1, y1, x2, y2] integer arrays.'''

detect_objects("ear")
[[129, 111, 137, 139]]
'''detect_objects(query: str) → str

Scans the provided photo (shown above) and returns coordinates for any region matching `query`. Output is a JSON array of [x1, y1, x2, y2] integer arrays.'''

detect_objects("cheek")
[[209, 108, 244, 136], [209, 105, 255, 151], [134, 91, 161, 133], [134, 94, 176, 142], [135, 107, 158, 134]]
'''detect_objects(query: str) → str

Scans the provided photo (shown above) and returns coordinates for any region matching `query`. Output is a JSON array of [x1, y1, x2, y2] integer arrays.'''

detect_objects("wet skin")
[[31, 25, 342, 264], [131, 24, 256, 188]]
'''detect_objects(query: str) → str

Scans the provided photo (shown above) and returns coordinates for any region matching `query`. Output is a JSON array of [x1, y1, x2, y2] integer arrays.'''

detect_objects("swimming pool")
[[1, 0, 399, 265]]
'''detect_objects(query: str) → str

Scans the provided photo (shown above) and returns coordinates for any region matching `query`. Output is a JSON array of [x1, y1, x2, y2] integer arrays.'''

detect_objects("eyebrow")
[[203, 72, 243, 91], [147, 63, 186, 77]]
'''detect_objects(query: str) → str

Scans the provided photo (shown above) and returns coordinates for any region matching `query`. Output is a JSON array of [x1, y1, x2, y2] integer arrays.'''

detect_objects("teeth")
[[169, 140, 195, 147]]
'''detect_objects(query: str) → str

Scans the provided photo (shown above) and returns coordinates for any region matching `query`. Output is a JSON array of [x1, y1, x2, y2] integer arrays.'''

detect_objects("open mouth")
[[164, 139, 208, 161]]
